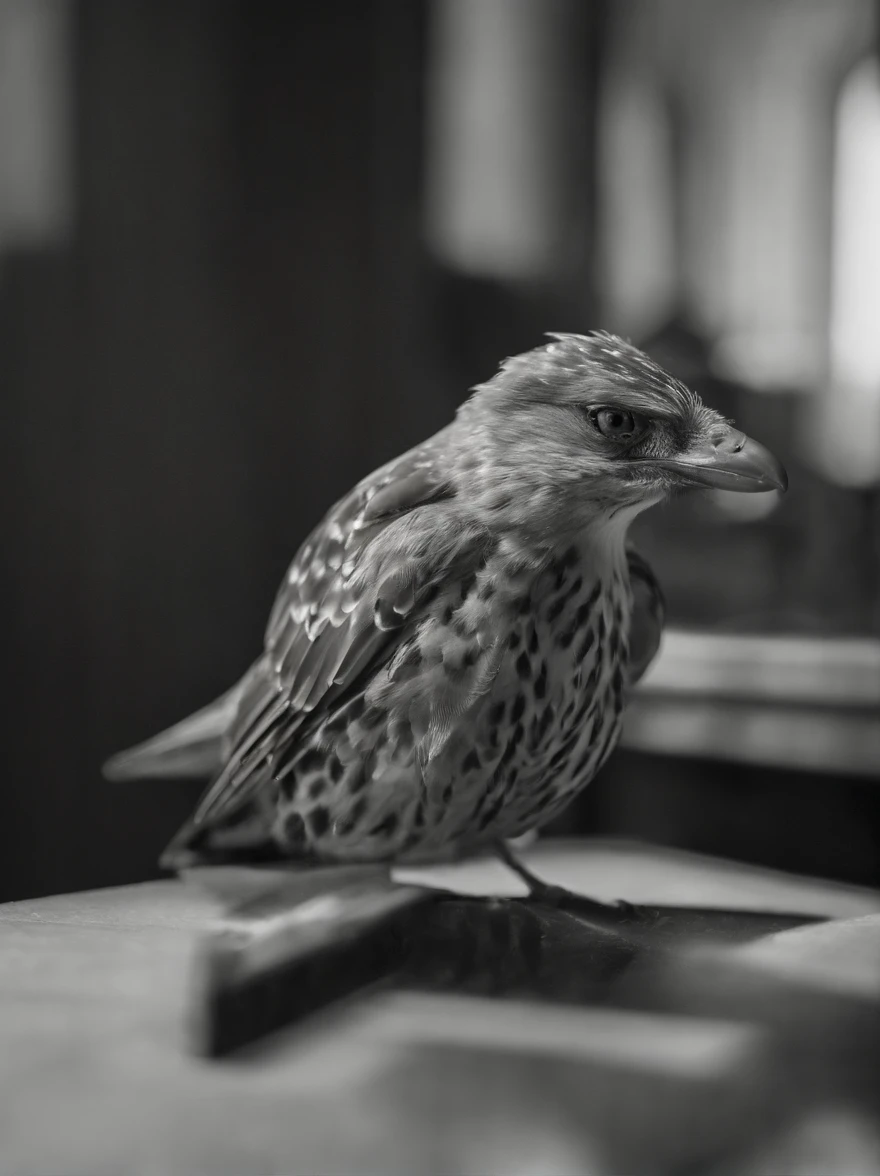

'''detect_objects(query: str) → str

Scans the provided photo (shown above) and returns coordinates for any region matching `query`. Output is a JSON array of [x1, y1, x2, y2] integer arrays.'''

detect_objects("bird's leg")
[[494, 840, 638, 917]]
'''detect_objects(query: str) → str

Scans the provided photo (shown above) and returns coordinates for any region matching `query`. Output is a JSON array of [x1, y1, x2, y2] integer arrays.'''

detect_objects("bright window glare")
[[822, 56, 880, 486]]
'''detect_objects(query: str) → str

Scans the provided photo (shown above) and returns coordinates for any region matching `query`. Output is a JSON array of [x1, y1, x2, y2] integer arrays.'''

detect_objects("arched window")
[[598, 0, 876, 397]]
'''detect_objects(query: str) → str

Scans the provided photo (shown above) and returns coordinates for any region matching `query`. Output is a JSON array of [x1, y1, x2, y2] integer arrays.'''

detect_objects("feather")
[[101, 678, 247, 781], [170, 437, 458, 834], [626, 547, 665, 686]]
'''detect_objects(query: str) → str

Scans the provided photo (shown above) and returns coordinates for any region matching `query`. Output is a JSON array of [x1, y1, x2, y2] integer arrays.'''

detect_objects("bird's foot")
[[524, 881, 641, 919], [494, 841, 644, 921]]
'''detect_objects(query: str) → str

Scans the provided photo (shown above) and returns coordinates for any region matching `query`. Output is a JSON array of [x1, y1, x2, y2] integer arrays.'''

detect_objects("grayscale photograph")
[[1, 1, 879, 1173]]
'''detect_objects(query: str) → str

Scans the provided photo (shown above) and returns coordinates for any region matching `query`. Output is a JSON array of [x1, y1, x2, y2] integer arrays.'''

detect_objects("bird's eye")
[[589, 406, 644, 442]]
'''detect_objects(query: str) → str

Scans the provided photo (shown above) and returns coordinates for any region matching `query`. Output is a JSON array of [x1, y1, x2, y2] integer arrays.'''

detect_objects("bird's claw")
[[526, 883, 570, 908], [610, 897, 639, 914], [524, 883, 643, 920]]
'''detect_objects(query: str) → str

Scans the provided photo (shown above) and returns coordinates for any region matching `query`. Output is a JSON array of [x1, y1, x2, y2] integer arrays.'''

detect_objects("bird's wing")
[[188, 429, 484, 829], [625, 547, 665, 686]]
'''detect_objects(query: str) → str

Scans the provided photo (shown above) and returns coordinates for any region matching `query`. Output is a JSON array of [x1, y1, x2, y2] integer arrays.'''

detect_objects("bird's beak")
[[655, 426, 788, 494]]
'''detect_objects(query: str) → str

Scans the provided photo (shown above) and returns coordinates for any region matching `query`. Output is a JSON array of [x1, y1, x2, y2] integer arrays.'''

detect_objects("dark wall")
[[2, 1, 443, 901], [2, 0, 610, 902]]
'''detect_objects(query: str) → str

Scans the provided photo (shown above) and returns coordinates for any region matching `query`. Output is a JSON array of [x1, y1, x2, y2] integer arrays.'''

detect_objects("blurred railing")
[[623, 629, 880, 778]]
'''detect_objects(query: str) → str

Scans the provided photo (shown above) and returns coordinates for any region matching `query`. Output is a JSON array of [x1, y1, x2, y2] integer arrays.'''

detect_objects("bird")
[[104, 331, 787, 909]]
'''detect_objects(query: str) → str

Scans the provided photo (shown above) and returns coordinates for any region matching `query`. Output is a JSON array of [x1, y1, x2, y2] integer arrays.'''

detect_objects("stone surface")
[[2, 839, 879, 1175]]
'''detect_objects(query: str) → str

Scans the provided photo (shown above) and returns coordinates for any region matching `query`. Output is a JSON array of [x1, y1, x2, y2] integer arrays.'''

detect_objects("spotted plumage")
[[103, 331, 786, 882]]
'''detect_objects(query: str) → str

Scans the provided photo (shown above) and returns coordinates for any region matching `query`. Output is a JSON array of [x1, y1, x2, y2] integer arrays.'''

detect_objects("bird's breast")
[[469, 543, 634, 832]]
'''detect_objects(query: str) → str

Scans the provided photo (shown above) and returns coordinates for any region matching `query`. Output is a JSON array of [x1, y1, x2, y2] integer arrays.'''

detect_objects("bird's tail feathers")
[[102, 683, 243, 782]]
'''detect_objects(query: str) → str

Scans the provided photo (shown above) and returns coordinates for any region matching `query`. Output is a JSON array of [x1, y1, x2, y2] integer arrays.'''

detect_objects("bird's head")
[[456, 331, 787, 540]]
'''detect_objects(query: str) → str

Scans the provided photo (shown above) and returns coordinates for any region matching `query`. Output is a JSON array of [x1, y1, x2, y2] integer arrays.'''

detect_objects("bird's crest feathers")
[[483, 330, 699, 422]]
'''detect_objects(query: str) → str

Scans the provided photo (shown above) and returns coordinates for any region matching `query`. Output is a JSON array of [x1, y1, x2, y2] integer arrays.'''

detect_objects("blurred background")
[[1, 0, 878, 902]]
